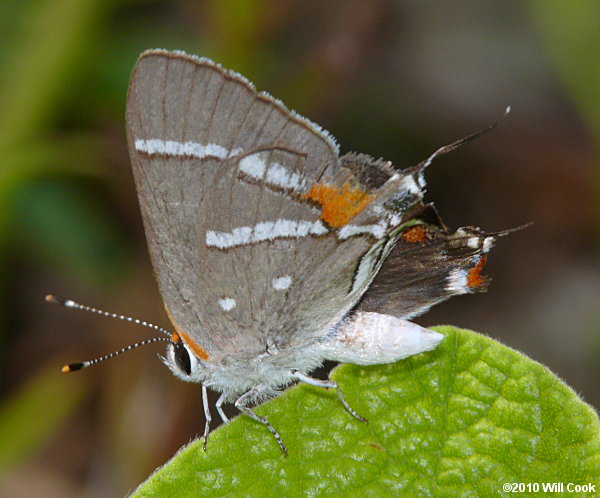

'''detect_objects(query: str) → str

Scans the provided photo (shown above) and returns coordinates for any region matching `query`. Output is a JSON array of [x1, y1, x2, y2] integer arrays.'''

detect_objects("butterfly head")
[[162, 330, 209, 383]]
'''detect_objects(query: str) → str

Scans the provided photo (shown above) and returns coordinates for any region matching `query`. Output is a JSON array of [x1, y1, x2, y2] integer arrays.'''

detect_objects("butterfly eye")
[[174, 343, 191, 375]]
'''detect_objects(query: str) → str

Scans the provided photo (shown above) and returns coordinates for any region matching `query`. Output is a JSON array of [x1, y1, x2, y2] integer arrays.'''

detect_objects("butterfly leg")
[[201, 384, 212, 451], [291, 370, 368, 423], [216, 392, 229, 424], [234, 385, 287, 456]]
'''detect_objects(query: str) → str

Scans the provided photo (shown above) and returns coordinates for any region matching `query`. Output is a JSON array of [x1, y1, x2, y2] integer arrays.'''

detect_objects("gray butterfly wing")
[[126, 50, 423, 363]]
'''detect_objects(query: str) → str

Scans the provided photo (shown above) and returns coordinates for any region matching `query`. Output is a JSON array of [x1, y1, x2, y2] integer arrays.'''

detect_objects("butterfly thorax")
[[162, 337, 328, 401]]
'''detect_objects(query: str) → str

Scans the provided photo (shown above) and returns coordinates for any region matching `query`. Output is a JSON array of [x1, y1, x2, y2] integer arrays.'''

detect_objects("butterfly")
[[54, 49, 509, 455]]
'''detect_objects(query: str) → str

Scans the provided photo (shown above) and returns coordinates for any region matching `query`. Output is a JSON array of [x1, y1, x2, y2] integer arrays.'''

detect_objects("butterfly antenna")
[[45, 294, 176, 373], [61, 336, 173, 373], [415, 105, 511, 172], [45, 294, 171, 337]]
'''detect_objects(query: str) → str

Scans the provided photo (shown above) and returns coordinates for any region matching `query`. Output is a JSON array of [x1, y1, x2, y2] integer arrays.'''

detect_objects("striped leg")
[[201, 384, 212, 451], [216, 392, 229, 424], [292, 370, 368, 423], [234, 385, 287, 456]]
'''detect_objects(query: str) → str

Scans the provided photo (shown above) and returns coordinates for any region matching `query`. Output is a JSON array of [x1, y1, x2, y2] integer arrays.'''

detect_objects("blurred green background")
[[0, 0, 598, 496]]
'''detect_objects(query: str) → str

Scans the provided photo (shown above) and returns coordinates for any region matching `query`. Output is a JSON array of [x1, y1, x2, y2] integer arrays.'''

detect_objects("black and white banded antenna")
[[46, 294, 175, 373]]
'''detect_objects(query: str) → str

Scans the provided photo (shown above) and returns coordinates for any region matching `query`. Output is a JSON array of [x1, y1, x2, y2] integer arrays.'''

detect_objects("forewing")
[[126, 50, 425, 361]]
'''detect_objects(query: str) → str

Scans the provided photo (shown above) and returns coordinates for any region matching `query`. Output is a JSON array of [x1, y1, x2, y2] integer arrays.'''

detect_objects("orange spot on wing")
[[467, 255, 487, 288], [165, 306, 210, 361], [401, 225, 428, 243], [303, 182, 373, 227]]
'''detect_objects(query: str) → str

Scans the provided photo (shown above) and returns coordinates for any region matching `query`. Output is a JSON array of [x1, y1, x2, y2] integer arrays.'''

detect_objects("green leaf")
[[133, 326, 600, 497]]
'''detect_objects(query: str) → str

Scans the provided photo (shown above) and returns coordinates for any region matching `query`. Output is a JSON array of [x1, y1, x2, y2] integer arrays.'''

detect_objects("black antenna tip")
[[46, 294, 63, 304], [46, 295, 77, 308], [62, 362, 86, 373]]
